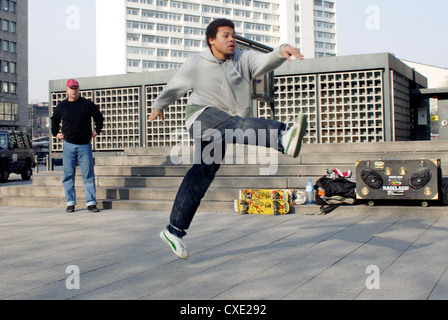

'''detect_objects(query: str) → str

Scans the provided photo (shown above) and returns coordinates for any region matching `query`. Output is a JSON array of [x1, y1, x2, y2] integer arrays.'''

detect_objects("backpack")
[[314, 175, 356, 214]]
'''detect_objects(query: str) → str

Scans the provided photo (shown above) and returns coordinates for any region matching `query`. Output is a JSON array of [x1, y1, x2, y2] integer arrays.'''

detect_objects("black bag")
[[315, 176, 356, 214]]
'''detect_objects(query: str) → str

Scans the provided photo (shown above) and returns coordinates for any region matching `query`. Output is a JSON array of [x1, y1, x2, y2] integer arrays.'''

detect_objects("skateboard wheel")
[[242, 200, 249, 214]]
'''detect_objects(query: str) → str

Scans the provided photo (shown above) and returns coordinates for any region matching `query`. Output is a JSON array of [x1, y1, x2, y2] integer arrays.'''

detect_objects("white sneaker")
[[282, 114, 308, 158], [160, 227, 189, 259]]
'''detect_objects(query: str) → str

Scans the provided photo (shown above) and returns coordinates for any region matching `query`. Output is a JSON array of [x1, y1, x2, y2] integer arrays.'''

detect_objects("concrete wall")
[[49, 52, 428, 154]]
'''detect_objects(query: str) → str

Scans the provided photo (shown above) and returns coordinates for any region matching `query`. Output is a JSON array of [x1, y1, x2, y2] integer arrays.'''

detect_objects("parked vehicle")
[[0, 130, 37, 182]]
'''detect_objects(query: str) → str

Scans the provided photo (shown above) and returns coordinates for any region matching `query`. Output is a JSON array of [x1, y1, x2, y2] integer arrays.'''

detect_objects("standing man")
[[149, 19, 307, 259], [51, 79, 104, 213]]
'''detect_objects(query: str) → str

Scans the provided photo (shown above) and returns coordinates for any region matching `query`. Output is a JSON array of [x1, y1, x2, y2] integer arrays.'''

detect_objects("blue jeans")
[[168, 107, 286, 237], [62, 141, 97, 207]]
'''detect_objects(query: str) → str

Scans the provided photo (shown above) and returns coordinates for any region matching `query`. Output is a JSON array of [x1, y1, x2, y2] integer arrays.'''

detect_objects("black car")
[[0, 130, 37, 182]]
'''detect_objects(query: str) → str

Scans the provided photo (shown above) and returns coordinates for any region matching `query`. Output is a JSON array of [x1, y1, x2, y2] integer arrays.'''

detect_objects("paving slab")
[[1, 206, 447, 306]]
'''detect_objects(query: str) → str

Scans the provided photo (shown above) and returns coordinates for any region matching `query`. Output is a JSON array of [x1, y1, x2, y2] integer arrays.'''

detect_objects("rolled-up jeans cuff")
[[168, 224, 187, 238]]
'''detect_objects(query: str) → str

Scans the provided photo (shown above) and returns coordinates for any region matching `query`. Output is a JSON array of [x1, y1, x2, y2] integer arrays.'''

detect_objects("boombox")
[[356, 159, 442, 206]]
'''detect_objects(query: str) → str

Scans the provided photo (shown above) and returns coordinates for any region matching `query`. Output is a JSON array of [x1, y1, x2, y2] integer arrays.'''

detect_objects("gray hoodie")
[[153, 45, 288, 119]]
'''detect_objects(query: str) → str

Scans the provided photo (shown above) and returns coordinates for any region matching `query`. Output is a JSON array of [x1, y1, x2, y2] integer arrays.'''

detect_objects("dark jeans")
[[168, 107, 286, 237]]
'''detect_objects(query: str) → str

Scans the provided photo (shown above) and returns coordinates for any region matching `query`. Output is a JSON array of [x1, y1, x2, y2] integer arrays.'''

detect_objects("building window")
[[184, 27, 203, 36], [127, 33, 139, 42], [4, 102, 11, 120], [184, 15, 200, 23], [324, 1, 335, 9], [0, 102, 18, 121], [127, 59, 140, 67], [171, 38, 182, 45], [185, 39, 200, 47], [2, 19, 8, 32], [156, 0, 168, 7], [2, 81, 9, 93], [2, 0, 9, 12], [157, 49, 168, 57]]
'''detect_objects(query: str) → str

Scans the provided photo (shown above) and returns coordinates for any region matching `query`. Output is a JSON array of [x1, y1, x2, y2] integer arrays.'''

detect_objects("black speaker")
[[356, 159, 441, 204]]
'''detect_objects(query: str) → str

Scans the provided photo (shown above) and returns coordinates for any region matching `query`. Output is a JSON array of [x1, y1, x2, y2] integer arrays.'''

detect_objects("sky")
[[28, 0, 448, 103], [28, 0, 96, 103]]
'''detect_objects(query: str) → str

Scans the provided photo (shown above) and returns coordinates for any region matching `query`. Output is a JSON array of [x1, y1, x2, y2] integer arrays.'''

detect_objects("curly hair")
[[205, 19, 235, 49]]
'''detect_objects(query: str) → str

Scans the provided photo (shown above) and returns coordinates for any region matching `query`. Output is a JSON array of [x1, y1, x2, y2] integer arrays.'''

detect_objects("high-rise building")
[[0, 0, 27, 129], [96, 0, 337, 76]]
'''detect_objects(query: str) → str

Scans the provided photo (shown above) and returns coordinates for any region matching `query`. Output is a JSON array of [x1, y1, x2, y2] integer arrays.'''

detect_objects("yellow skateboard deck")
[[239, 189, 289, 203], [234, 199, 290, 215]]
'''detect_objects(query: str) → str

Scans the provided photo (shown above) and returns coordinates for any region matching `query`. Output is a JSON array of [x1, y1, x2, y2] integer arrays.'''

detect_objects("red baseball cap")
[[66, 79, 79, 88]]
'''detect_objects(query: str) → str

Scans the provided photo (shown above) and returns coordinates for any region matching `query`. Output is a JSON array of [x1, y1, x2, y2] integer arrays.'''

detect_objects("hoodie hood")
[[199, 48, 225, 63]]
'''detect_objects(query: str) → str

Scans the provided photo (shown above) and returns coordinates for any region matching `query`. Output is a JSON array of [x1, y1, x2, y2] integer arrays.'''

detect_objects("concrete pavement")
[[1, 204, 448, 302]]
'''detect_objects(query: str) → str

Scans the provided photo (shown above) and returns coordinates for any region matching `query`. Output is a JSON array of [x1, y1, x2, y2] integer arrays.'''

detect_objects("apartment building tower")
[[0, 0, 27, 129], [96, 0, 337, 76]]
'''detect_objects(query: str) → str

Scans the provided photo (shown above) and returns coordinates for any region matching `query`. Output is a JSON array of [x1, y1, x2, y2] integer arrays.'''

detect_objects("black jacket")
[[51, 97, 104, 145]]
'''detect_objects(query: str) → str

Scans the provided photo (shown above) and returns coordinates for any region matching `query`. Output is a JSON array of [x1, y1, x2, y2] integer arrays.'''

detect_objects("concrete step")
[[92, 164, 355, 178], [122, 141, 448, 156], [2, 141, 448, 216], [0, 196, 233, 213], [0, 185, 239, 202], [101, 199, 233, 213], [29, 174, 315, 190], [95, 152, 302, 167], [302, 151, 448, 165]]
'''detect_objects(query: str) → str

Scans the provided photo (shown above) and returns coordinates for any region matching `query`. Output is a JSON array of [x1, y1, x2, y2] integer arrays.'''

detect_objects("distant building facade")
[[0, 0, 27, 130], [30, 102, 49, 138], [96, 0, 337, 76]]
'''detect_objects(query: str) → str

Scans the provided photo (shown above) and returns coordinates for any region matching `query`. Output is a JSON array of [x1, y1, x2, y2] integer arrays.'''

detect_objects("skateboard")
[[239, 189, 289, 203], [234, 198, 290, 215]]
